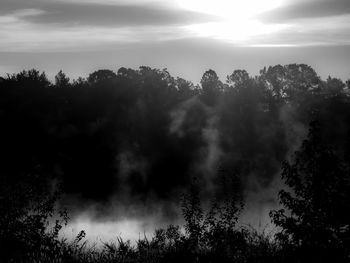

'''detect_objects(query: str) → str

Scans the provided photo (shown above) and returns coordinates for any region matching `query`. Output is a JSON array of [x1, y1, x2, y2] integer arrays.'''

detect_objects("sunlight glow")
[[176, 0, 283, 19], [183, 21, 289, 43], [177, 0, 288, 44]]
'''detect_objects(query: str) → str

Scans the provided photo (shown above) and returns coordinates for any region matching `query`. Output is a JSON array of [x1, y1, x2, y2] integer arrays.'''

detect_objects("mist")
[[2, 64, 349, 247]]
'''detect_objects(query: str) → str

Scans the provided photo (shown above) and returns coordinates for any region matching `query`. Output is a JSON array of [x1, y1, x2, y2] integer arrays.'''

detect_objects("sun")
[[176, 0, 281, 19], [175, 0, 287, 44]]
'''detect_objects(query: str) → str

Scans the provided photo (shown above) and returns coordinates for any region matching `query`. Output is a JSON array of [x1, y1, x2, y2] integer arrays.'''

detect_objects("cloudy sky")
[[1, 0, 350, 82]]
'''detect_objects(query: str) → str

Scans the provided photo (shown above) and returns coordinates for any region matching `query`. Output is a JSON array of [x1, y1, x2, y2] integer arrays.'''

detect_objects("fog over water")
[[53, 71, 311, 244]]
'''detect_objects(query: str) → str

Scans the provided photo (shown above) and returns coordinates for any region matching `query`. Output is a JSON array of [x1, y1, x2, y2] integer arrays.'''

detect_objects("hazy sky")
[[1, 0, 350, 82]]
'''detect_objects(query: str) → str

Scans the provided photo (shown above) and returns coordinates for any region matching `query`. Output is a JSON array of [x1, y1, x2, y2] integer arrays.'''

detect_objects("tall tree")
[[55, 70, 70, 88], [270, 121, 350, 262], [200, 69, 223, 106], [88, 69, 117, 85]]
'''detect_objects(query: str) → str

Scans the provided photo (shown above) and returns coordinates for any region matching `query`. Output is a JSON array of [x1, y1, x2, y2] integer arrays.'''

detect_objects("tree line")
[[0, 64, 349, 262]]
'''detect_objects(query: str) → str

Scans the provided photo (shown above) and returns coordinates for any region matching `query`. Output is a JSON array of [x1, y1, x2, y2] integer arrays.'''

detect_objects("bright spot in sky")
[[176, 0, 283, 19], [183, 21, 289, 43], [176, 0, 288, 44]]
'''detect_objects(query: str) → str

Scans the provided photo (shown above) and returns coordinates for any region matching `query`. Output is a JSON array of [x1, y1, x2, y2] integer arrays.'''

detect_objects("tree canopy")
[[270, 121, 350, 262], [0, 64, 350, 261]]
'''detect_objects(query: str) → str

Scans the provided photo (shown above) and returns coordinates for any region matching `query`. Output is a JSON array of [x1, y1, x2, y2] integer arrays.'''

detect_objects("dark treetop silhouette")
[[0, 64, 349, 262]]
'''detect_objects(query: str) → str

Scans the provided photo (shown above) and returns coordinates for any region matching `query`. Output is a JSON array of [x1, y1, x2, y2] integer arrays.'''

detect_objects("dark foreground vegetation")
[[0, 64, 350, 262]]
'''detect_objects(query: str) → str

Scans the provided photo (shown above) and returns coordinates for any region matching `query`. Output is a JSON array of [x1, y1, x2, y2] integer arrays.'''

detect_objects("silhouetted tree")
[[270, 121, 350, 262], [1, 64, 350, 262], [200, 69, 223, 106], [259, 64, 320, 102], [88, 69, 117, 85], [321, 76, 346, 97], [5, 69, 51, 89], [181, 178, 204, 248], [0, 170, 66, 261], [204, 172, 245, 256], [226, 69, 251, 89], [55, 70, 70, 88], [175, 77, 198, 100]]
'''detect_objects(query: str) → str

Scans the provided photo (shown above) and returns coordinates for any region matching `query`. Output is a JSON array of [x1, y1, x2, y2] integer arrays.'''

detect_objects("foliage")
[[1, 64, 350, 262], [0, 172, 68, 261], [270, 121, 350, 262], [200, 69, 224, 106]]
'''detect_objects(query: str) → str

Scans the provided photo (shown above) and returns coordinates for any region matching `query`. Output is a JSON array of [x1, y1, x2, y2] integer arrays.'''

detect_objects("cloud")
[[249, 14, 350, 47], [0, 1, 216, 27], [260, 0, 350, 23], [22, 3, 216, 27], [0, 0, 162, 10], [54, 0, 162, 5], [1, 0, 350, 52], [178, 0, 350, 47], [0, 7, 194, 52], [0, 0, 218, 52]]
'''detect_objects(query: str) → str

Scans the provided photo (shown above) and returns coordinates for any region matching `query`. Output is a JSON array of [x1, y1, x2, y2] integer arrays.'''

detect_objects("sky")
[[0, 0, 350, 83]]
